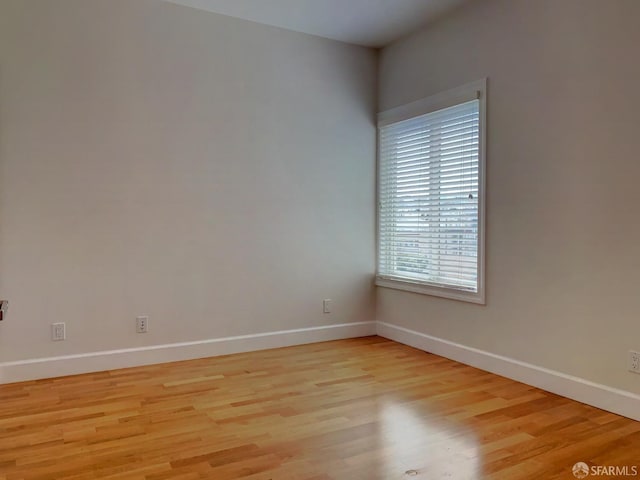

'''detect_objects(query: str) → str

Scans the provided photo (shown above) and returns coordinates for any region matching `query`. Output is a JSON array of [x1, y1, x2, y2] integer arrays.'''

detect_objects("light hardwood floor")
[[0, 337, 638, 480]]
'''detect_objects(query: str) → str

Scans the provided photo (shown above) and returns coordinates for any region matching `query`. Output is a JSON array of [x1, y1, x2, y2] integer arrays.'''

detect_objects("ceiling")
[[163, 0, 469, 48]]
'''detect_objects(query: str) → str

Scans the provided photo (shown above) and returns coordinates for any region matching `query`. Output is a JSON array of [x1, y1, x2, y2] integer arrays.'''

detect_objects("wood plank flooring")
[[0, 336, 638, 480]]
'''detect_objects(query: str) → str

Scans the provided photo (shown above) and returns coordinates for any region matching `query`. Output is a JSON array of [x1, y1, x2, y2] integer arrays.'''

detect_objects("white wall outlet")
[[629, 350, 640, 374], [323, 299, 331, 314], [136, 316, 149, 333], [51, 322, 66, 341]]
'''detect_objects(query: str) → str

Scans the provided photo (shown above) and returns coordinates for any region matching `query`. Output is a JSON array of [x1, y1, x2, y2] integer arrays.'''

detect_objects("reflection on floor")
[[0, 336, 638, 479]]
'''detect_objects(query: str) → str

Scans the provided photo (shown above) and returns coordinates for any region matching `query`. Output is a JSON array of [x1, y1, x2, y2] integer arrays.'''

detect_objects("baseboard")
[[376, 321, 640, 422], [0, 321, 376, 384], [7, 320, 638, 422]]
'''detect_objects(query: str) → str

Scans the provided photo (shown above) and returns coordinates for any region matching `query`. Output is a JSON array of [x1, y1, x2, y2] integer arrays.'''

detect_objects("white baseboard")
[[376, 321, 640, 422], [5, 319, 638, 423], [0, 321, 376, 384]]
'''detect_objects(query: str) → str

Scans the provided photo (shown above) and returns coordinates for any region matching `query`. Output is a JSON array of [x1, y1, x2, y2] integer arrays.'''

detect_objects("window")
[[376, 80, 486, 304]]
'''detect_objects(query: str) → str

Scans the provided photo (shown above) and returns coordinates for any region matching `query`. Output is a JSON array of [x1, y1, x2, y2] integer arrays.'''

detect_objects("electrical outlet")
[[323, 299, 331, 314], [136, 316, 148, 334], [629, 350, 640, 374], [51, 322, 66, 341]]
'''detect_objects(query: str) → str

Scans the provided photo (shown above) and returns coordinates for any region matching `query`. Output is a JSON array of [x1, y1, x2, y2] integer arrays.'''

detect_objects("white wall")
[[378, 0, 640, 394], [0, 0, 377, 363]]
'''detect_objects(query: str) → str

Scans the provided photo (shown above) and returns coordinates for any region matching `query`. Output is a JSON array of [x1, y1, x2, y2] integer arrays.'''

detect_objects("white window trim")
[[375, 79, 487, 305]]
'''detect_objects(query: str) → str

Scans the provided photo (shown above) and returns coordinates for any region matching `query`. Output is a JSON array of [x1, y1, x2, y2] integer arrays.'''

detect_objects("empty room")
[[0, 0, 639, 478]]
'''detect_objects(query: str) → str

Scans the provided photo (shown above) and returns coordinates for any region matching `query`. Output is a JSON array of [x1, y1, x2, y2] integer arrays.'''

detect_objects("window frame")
[[375, 79, 487, 305]]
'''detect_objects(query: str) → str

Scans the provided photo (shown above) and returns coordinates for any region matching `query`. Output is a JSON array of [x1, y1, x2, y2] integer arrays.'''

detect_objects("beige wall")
[[378, 0, 640, 393], [0, 0, 377, 362]]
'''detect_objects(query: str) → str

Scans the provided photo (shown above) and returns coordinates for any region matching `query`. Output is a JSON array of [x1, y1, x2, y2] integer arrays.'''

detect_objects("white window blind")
[[378, 98, 482, 298]]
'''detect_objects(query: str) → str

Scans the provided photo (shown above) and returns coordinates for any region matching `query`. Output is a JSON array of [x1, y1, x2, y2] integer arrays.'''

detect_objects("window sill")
[[375, 276, 485, 305]]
